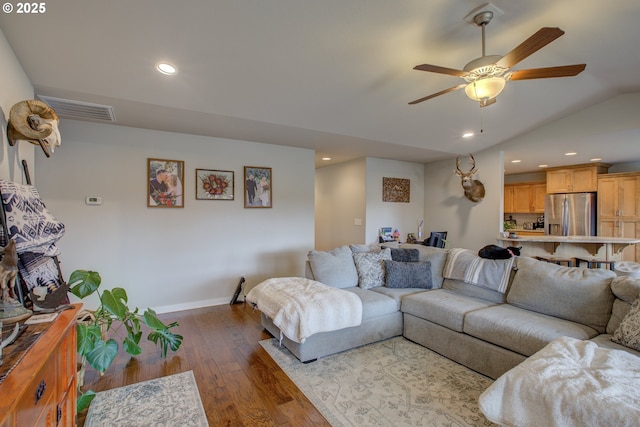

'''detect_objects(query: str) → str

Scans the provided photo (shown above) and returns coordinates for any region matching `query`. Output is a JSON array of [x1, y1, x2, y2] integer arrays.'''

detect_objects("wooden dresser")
[[0, 304, 80, 427]]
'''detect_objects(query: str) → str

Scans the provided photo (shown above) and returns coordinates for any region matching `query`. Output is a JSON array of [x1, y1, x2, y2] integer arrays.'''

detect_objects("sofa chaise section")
[[259, 244, 445, 362]]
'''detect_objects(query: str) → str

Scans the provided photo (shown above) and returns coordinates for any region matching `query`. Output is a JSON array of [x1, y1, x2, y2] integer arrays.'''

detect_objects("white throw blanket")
[[479, 336, 640, 427], [246, 277, 363, 344]]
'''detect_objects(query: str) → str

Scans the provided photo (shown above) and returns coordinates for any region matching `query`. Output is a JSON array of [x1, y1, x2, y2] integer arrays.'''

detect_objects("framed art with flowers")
[[148, 158, 184, 208], [196, 169, 234, 200], [244, 166, 271, 208]]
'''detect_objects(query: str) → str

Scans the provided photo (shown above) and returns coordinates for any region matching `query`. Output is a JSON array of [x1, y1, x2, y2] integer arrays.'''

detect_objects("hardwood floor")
[[79, 303, 331, 427]]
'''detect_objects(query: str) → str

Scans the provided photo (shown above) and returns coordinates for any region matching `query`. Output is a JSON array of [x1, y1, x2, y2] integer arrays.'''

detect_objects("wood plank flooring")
[[78, 303, 330, 427]]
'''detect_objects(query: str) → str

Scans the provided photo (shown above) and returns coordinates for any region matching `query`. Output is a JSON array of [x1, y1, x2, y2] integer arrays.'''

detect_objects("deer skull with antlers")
[[455, 153, 485, 203]]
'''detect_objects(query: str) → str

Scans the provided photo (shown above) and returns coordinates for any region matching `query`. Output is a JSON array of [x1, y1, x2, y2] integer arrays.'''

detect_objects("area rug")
[[260, 337, 496, 427], [84, 370, 208, 427]]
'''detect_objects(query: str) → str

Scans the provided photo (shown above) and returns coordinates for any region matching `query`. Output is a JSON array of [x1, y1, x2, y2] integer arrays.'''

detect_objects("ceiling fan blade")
[[409, 84, 466, 105], [413, 64, 468, 77], [508, 64, 586, 80], [496, 27, 565, 69], [409, 84, 467, 105]]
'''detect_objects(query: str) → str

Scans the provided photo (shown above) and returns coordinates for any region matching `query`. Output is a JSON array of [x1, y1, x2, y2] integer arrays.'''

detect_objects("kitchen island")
[[497, 235, 640, 264]]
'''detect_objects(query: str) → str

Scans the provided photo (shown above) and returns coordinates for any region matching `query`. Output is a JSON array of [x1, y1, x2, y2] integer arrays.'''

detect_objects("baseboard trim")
[[152, 297, 231, 314]]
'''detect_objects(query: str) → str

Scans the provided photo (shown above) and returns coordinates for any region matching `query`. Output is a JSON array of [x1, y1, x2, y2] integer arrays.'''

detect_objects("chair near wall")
[[426, 231, 447, 248]]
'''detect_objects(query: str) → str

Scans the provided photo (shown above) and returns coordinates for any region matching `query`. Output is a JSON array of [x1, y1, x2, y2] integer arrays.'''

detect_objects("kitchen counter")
[[509, 228, 544, 235], [497, 235, 640, 261]]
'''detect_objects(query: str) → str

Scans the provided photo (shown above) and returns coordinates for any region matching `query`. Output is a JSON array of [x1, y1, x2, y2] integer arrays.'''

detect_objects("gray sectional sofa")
[[260, 243, 640, 379]]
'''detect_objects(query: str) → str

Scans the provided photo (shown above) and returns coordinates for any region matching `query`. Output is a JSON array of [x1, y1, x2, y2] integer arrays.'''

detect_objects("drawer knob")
[[34, 379, 46, 404]]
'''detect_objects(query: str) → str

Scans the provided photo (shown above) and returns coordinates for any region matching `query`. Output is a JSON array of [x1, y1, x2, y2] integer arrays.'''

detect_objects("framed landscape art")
[[196, 169, 234, 200], [244, 166, 271, 208], [148, 158, 184, 208]]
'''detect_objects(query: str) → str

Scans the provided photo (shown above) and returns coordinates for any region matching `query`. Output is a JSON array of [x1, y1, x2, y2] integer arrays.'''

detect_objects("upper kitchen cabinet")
[[598, 174, 639, 219], [546, 164, 610, 193], [598, 172, 640, 262], [504, 182, 546, 213], [504, 185, 514, 213]]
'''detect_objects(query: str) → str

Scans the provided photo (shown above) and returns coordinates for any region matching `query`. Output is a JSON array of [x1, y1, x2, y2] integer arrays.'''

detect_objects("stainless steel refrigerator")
[[544, 193, 597, 236]]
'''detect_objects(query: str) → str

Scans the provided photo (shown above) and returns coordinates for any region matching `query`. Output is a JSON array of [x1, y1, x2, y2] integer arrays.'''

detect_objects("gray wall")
[[423, 150, 504, 251], [0, 28, 35, 182], [35, 120, 315, 312]]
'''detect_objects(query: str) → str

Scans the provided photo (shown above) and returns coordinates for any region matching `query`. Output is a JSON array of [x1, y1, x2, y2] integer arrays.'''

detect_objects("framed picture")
[[148, 158, 184, 208], [196, 169, 234, 200], [244, 166, 271, 208], [382, 177, 410, 203]]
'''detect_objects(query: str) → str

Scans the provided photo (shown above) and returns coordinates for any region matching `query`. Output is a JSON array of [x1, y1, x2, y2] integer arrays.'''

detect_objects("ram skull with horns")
[[7, 100, 61, 157]]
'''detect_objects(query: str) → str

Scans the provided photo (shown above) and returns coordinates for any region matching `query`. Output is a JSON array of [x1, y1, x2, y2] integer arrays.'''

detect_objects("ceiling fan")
[[409, 10, 586, 107]]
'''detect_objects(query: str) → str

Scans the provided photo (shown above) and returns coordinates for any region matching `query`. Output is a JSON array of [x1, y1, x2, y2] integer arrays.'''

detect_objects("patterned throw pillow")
[[353, 248, 392, 290], [612, 297, 640, 351]]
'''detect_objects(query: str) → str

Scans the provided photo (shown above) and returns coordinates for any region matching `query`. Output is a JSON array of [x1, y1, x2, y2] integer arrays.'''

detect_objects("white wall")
[[315, 158, 366, 250], [423, 150, 504, 251], [365, 158, 425, 244], [610, 161, 640, 173], [35, 120, 315, 312], [315, 157, 425, 250], [0, 28, 35, 182]]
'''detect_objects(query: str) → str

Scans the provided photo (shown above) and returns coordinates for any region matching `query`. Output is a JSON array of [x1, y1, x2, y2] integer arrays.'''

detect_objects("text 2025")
[[17, 2, 46, 13]]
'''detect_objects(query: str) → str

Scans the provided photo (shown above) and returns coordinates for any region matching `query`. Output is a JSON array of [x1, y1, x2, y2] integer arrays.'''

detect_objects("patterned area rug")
[[84, 370, 208, 427], [260, 337, 496, 427]]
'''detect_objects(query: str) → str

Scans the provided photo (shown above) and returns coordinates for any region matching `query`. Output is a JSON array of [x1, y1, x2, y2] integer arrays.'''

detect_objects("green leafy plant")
[[69, 270, 183, 413], [503, 221, 516, 231]]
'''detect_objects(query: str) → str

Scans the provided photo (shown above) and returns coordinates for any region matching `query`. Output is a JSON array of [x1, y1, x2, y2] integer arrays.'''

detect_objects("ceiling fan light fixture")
[[464, 77, 505, 102]]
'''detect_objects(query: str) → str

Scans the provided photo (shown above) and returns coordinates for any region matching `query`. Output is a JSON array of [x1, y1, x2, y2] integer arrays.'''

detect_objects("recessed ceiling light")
[[462, 132, 474, 139], [322, 157, 332, 161], [511, 159, 522, 163], [539, 164, 549, 168], [590, 157, 602, 161], [156, 62, 177, 75], [564, 152, 577, 156]]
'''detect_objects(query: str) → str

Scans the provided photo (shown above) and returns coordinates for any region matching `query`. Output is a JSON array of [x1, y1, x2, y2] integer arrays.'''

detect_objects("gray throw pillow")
[[612, 297, 640, 351], [389, 248, 420, 263], [307, 245, 358, 288], [384, 260, 433, 289]]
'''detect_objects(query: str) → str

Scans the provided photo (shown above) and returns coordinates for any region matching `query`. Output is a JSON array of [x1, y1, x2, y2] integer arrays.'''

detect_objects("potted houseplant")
[[68, 269, 183, 413], [503, 220, 517, 237]]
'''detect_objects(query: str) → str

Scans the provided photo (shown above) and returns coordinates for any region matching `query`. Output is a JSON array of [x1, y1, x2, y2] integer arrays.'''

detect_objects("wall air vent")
[[37, 95, 117, 123]]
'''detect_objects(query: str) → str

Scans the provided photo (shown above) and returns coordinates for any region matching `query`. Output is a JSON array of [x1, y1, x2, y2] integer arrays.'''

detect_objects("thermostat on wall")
[[85, 196, 102, 205]]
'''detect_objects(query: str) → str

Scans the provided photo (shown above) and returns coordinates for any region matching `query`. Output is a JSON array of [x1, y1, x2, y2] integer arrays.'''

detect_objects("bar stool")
[[575, 257, 615, 270], [534, 256, 574, 267]]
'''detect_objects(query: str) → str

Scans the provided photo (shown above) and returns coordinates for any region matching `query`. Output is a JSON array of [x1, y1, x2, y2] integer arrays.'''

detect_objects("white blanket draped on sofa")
[[479, 336, 640, 427], [246, 277, 363, 344]]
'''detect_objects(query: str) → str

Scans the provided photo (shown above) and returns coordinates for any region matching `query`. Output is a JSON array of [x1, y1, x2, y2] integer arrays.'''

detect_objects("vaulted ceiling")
[[1, 1, 639, 172]]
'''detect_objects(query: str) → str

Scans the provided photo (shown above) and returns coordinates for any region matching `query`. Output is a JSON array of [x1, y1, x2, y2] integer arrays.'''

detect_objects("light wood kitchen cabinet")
[[0, 305, 80, 427], [531, 183, 546, 212], [504, 182, 546, 213], [546, 163, 610, 193], [598, 173, 640, 262], [504, 185, 514, 213]]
